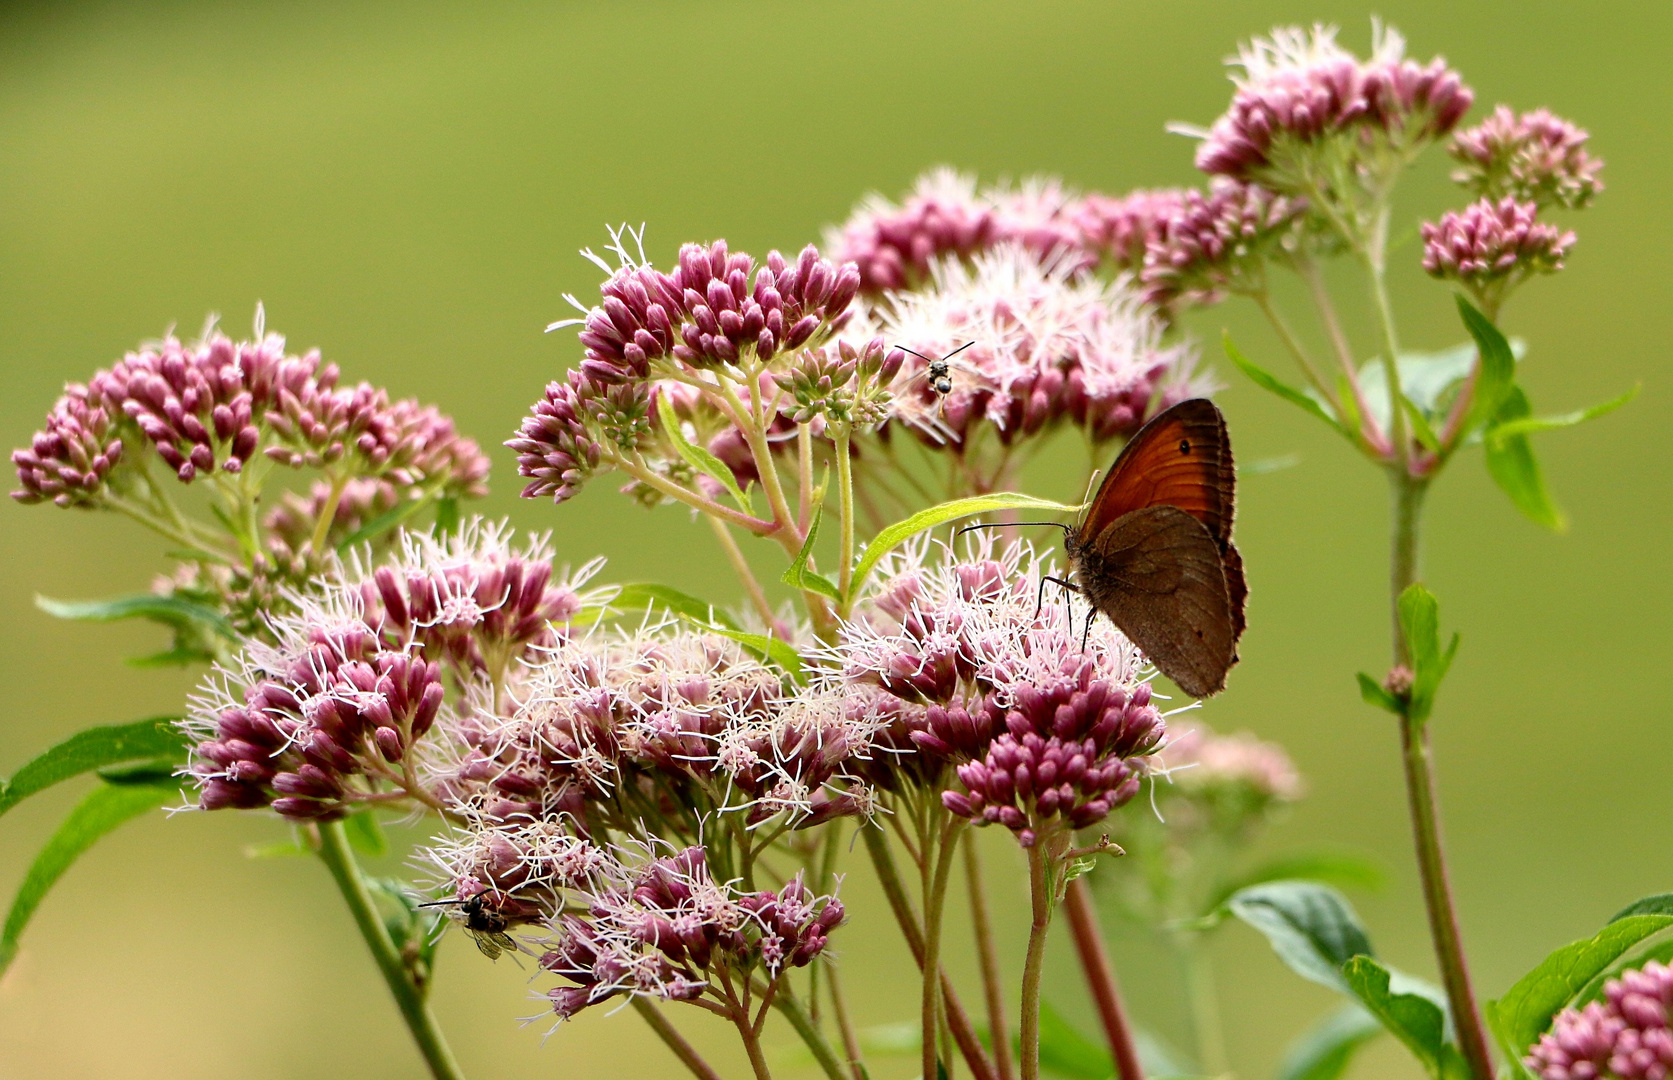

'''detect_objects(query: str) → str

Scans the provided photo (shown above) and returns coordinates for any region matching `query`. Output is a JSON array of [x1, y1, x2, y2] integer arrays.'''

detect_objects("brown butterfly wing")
[[1078, 504, 1239, 698], [1083, 399, 1236, 549]]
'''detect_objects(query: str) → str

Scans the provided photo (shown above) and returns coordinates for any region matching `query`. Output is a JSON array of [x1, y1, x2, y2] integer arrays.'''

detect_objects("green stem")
[[1178, 934, 1227, 1077], [1389, 472, 1493, 1080], [922, 817, 964, 1080], [772, 989, 846, 1080], [964, 833, 1017, 1080], [103, 495, 235, 562], [707, 515, 780, 632], [834, 425, 855, 611], [1020, 844, 1053, 1080], [611, 452, 775, 534], [1252, 292, 1339, 419], [632, 998, 724, 1080], [1365, 207, 1410, 469], [825, 962, 868, 1080], [315, 821, 465, 1080], [1063, 878, 1144, 1080], [310, 470, 351, 553]]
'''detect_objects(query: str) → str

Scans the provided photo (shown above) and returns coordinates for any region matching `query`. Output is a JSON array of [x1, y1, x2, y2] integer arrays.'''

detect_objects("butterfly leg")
[[1034, 574, 1079, 621], [1083, 608, 1096, 652]]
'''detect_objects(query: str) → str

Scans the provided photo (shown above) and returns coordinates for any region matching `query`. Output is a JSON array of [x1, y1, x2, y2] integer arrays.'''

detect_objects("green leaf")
[[656, 390, 752, 511], [1274, 1005, 1384, 1080], [124, 645, 217, 668], [1488, 913, 1673, 1065], [1205, 851, 1384, 916], [1341, 956, 1460, 1079], [1397, 585, 1459, 724], [1487, 385, 1638, 442], [1037, 1000, 1112, 1080], [433, 496, 460, 538], [681, 619, 805, 684], [1227, 881, 1373, 993], [0, 718, 187, 818], [344, 808, 388, 858], [850, 492, 1082, 600], [1610, 894, 1673, 922], [604, 583, 741, 630], [1402, 395, 1442, 454], [336, 493, 435, 551], [1483, 386, 1565, 531], [781, 504, 842, 602], [1455, 296, 1517, 438], [365, 877, 441, 992], [1357, 672, 1401, 714], [1224, 334, 1342, 433], [95, 758, 181, 784], [0, 778, 177, 976], [35, 593, 236, 641]]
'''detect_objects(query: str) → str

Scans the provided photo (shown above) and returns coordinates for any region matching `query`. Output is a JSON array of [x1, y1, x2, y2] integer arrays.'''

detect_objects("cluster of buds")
[[1074, 188, 1189, 274], [859, 245, 1202, 448], [1140, 179, 1308, 312], [771, 337, 905, 427], [182, 591, 447, 821], [1450, 106, 1604, 210], [423, 818, 612, 929], [12, 316, 488, 510], [1528, 961, 1673, 1080], [264, 477, 402, 563], [829, 537, 1167, 842], [538, 844, 844, 1020], [1421, 196, 1575, 314], [1191, 23, 1473, 189]]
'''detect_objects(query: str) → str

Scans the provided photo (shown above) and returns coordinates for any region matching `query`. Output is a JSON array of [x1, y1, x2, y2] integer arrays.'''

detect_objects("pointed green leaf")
[[344, 808, 389, 858], [1037, 1000, 1113, 1080], [336, 493, 435, 551], [1358, 672, 1402, 715], [1487, 385, 1639, 442], [1341, 956, 1459, 1079], [1488, 913, 1673, 1064], [35, 593, 235, 640], [1227, 881, 1373, 992], [850, 493, 1082, 600], [1484, 386, 1566, 531], [1610, 894, 1673, 922], [433, 496, 460, 538], [1456, 296, 1517, 438], [0, 718, 187, 818], [656, 390, 752, 511], [1205, 851, 1384, 917], [1274, 1005, 1384, 1080], [604, 583, 741, 630], [1224, 334, 1342, 433], [0, 778, 177, 976], [1402, 395, 1442, 454], [781, 504, 842, 601], [1397, 585, 1454, 723]]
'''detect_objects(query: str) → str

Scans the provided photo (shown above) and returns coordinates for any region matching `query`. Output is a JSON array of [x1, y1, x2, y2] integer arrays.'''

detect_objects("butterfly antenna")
[[955, 520, 1075, 539]]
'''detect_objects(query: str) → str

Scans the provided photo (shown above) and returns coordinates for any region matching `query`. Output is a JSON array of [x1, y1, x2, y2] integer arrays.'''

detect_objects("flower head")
[[1074, 189, 1190, 273], [1141, 179, 1307, 312], [862, 245, 1199, 446], [1528, 960, 1673, 1080], [1450, 106, 1604, 210], [14, 312, 488, 508], [826, 169, 1000, 293], [1191, 22, 1472, 195], [1421, 196, 1575, 314]]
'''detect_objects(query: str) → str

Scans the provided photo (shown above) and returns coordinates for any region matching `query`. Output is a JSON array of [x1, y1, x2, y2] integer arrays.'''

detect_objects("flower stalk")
[[1063, 878, 1145, 1080]]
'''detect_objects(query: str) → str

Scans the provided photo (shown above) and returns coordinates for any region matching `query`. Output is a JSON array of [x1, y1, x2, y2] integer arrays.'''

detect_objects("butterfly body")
[[1065, 399, 1246, 698]]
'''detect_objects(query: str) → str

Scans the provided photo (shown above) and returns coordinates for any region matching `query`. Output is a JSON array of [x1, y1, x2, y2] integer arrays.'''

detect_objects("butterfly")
[[973, 399, 1245, 697]]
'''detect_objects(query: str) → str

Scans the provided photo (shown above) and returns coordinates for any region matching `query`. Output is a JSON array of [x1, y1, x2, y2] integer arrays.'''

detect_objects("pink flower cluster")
[[1140, 179, 1307, 311], [829, 169, 1100, 293], [1194, 23, 1472, 183], [1161, 724, 1304, 804], [182, 521, 594, 821], [863, 246, 1201, 448], [437, 622, 880, 832], [1528, 961, 1673, 1080], [1421, 197, 1574, 291], [1451, 106, 1604, 210], [830, 537, 1166, 845], [540, 845, 843, 1020], [1074, 189, 1189, 273], [13, 321, 488, 508]]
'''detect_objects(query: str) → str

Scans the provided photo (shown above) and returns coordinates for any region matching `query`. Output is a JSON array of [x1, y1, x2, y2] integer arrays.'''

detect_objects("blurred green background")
[[1, 1, 1667, 1077]]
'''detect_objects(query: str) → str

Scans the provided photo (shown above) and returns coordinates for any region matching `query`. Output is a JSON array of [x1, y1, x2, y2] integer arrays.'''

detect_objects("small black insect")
[[420, 893, 518, 961], [897, 341, 975, 396]]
